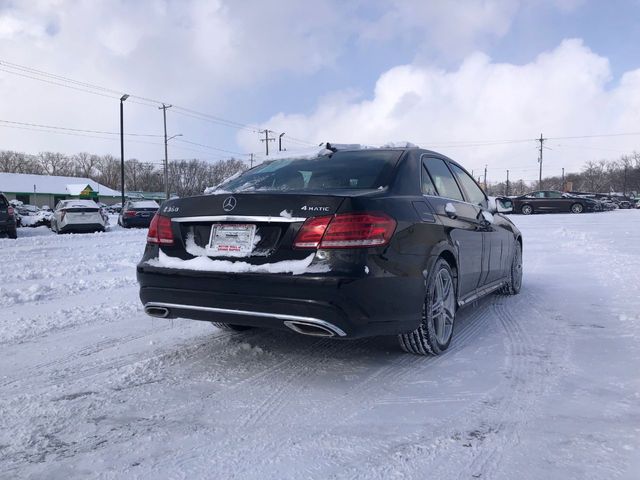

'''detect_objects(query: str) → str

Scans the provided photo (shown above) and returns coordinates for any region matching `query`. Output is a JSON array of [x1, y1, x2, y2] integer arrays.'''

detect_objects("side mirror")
[[488, 196, 513, 214], [497, 197, 513, 214]]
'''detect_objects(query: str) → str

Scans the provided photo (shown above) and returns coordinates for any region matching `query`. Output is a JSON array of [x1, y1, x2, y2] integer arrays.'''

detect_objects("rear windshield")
[[0, 196, 7, 207], [219, 150, 402, 193], [130, 201, 159, 209]]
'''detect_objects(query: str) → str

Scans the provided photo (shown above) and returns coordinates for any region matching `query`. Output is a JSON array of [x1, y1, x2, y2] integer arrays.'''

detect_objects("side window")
[[423, 157, 464, 201], [421, 165, 438, 196], [545, 191, 562, 199], [449, 163, 487, 206]]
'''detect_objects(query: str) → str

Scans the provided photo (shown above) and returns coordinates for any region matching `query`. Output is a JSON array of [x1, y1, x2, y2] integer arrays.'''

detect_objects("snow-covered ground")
[[1, 211, 639, 479]]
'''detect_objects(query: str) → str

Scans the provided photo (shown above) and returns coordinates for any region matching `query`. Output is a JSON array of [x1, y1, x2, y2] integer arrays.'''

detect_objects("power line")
[[0, 119, 162, 137], [174, 138, 248, 156], [0, 58, 316, 144], [0, 122, 236, 160]]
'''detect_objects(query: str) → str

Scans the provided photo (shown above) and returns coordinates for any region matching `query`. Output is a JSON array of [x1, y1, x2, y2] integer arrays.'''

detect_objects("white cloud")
[[238, 39, 640, 180]]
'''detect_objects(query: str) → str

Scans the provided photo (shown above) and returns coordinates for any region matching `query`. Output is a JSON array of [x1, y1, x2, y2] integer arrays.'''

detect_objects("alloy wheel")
[[431, 267, 455, 345]]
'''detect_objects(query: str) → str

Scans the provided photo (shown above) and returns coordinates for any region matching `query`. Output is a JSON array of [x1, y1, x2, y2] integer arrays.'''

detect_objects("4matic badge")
[[300, 205, 331, 212]]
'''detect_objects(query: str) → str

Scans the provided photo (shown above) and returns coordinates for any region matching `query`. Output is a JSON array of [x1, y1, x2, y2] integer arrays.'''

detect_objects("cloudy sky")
[[1, 0, 640, 182]]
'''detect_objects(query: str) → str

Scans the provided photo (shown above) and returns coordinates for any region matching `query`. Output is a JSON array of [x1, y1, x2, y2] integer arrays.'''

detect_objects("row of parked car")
[[0, 193, 160, 238], [509, 190, 639, 215]]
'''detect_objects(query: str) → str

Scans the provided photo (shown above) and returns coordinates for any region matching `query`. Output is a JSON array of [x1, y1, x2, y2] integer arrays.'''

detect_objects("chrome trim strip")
[[171, 215, 306, 223], [457, 280, 506, 307], [143, 302, 347, 337]]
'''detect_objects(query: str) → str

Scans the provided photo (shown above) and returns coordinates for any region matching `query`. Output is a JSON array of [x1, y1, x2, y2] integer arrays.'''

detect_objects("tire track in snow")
[[235, 299, 498, 479]]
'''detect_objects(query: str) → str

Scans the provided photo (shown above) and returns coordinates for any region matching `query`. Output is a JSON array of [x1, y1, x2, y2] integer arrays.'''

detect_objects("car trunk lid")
[[161, 192, 360, 261]]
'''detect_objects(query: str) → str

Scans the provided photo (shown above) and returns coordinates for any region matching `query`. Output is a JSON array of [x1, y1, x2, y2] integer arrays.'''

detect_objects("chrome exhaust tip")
[[283, 320, 342, 337], [145, 306, 170, 318]]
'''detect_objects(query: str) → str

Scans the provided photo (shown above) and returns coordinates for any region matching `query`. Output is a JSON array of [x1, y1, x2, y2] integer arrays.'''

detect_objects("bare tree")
[[38, 152, 73, 176], [73, 152, 99, 178]]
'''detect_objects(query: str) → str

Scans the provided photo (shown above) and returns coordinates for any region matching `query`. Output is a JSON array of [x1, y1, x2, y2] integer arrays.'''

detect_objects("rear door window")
[[421, 165, 438, 196], [423, 157, 464, 201], [449, 163, 487, 207], [219, 150, 402, 193]]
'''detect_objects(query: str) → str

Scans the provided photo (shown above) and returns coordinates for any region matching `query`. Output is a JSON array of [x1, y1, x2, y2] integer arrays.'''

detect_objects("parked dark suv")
[[137, 146, 523, 356], [0, 193, 18, 239]]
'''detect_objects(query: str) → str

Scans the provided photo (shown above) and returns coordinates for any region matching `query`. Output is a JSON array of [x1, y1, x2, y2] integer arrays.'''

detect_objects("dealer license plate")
[[207, 224, 256, 257]]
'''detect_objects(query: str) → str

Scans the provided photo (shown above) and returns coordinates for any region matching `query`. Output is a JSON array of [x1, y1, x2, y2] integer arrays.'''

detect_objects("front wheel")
[[498, 241, 522, 295], [521, 204, 533, 215], [399, 258, 456, 356], [571, 203, 584, 214]]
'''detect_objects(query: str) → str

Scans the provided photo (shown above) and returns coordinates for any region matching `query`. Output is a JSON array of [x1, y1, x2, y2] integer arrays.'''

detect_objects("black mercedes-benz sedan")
[[137, 146, 522, 355], [512, 190, 601, 215]]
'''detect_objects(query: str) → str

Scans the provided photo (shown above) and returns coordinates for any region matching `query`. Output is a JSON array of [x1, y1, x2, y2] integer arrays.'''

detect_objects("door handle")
[[445, 202, 457, 219]]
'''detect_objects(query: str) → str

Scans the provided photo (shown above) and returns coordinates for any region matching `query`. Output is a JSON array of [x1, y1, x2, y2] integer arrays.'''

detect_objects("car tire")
[[521, 204, 533, 215], [498, 241, 522, 295], [570, 203, 584, 214], [8, 228, 17, 239], [211, 322, 253, 332], [399, 258, 456, 356]]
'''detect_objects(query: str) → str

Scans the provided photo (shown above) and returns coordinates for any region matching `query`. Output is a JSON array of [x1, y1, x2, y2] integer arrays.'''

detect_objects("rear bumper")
[[137, 264, 425, 338], [59, 223, 105, 233], [0, 219, 17, 232], [122, 216, 153, 228]]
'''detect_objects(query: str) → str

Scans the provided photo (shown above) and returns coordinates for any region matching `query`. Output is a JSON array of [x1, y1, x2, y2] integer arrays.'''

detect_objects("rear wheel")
[[399, 258, 456, 356], [211, 322, 253, 332], [571, 203, 583, 214], [521, 204, 533, 215], [498, 241, 522, 295], [8, 228, 17, 239]]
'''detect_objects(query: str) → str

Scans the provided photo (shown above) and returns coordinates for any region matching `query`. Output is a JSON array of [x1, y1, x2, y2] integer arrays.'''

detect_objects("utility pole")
[[250, 153, 254, 168], [483, 165, 488, 190], [159, 104, 172, 200], [561, 167, 565, 192], [506, 169, 510, 196], [260, 129, 275, 156], [537, 133, 545, 190], [623, 164, 628, 196], [119, 94, 129, 207]]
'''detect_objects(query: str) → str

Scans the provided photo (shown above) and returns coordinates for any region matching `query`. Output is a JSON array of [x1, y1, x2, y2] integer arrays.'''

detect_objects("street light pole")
[[279, 132, 285, 152], [119, 94, 129, 207]]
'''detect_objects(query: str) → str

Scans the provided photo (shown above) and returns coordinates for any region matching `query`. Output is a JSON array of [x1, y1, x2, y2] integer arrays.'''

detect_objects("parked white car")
[[50, 199, 106, 234]]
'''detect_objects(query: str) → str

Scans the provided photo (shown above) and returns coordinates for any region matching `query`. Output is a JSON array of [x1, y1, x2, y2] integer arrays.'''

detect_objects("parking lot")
[[1, 210, 639, 479]]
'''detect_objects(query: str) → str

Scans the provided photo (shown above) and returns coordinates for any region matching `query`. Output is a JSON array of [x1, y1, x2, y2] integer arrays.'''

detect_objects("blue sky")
[[1, 0, 640, 181]]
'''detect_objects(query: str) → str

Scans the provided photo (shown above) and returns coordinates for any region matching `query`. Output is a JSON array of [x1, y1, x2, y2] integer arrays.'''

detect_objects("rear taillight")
[[147, 213, 174, 245], [124, 210, 136, 217], [294, 212, 396, 249], [7, 206, 14, 216], [292, 215, 332, 248]]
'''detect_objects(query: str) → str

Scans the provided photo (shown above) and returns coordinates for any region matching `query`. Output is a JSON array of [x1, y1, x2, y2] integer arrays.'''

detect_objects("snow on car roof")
[[129, 200, 159, 208], [61, 199, 99, 208]]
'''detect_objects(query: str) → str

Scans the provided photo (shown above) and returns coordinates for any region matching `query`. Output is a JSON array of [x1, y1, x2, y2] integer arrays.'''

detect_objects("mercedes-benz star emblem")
[[222, 196, 237, 212]]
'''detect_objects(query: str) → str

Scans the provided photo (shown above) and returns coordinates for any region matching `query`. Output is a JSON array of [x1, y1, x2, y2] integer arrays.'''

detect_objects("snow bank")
[[147, 250, 318, 275]]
